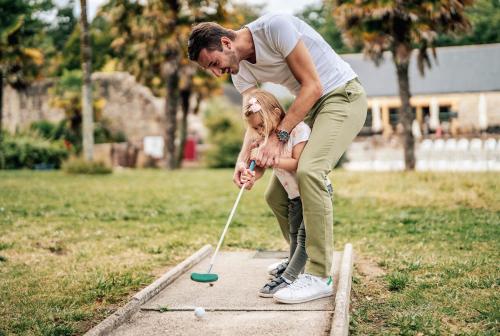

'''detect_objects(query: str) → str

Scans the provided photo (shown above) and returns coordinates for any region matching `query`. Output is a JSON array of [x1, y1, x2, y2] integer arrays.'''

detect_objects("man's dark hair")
[[188, 22, 236, 61]]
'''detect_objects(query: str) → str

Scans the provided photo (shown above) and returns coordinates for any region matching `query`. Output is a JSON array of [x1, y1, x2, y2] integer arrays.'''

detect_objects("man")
[[188, 13, 367, 303]]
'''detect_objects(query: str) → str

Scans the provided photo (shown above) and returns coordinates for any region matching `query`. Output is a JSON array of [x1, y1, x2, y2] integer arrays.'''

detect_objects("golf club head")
[[190, 272, 218, 283]]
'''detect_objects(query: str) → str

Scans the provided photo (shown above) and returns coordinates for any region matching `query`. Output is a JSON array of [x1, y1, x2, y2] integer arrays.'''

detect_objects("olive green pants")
[[265, 78, 367, 277]]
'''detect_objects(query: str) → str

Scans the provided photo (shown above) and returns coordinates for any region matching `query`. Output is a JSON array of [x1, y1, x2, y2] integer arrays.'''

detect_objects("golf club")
[[191, 160, 256, 283]]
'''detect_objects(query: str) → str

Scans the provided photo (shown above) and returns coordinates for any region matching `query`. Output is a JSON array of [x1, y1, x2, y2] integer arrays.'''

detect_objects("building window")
[[389, 108, 399, 127], [364, 108, 373, 127], [359, 108, 373, 136]]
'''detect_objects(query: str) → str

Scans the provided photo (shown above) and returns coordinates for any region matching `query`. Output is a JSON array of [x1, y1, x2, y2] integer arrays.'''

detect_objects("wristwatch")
[[275, 129, 290, 143]]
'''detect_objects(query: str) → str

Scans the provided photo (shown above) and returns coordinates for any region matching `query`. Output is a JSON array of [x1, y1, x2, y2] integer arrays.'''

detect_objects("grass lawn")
[[0, 169, 498, 335]]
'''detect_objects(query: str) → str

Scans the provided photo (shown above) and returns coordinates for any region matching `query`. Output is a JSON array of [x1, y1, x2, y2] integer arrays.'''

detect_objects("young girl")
[[239, 90, 313, 298]]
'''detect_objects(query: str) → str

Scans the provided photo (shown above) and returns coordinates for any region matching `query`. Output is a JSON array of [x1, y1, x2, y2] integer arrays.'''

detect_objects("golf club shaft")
[[208, 161, 255, 273]]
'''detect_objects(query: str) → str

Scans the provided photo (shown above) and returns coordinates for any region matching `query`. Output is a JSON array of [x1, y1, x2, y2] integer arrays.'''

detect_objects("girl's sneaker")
[[273, 274, 333, 304], [267, 259, 289, 279], [258, 276, 291, 298]]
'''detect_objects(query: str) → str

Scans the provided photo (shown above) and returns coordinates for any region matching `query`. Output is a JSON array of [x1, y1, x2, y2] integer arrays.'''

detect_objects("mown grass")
[[0, 169, 498, 335]]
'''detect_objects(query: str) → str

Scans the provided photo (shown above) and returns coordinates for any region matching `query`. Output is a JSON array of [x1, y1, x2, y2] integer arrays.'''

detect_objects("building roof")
[[341, 43, 500, 97]]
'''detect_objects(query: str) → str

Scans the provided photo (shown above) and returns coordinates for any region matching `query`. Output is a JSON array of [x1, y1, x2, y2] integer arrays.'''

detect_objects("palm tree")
[[80, 0, 94, 161], [105, 0, 234, 169], [334, 0, 473, 170]]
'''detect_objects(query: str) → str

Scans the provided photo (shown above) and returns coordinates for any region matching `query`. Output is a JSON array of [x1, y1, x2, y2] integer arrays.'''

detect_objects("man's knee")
[[297, 164, 320, 187], [265, 188, 286, 210]]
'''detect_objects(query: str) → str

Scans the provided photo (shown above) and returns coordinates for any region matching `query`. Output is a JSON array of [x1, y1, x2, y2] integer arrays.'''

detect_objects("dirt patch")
[[355, 256, 386, 279]]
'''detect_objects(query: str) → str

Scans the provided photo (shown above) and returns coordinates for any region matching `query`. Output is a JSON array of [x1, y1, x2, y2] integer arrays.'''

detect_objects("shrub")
[[0, 133, 69, 169], [31, 118, 127, 154], [203, 98, 245, 168], [62, 157, 112, 174]]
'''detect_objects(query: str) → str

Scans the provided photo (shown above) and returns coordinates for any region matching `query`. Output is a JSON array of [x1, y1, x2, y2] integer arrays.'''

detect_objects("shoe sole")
[[273, 291, 333, 304], [258, 292, 274, 298]]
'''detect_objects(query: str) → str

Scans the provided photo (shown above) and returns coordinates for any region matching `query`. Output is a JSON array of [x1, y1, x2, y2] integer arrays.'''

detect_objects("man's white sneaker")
[[273, 273, 333, 304]]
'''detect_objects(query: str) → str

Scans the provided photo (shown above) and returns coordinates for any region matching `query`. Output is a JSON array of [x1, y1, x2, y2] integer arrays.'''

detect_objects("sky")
[[74, 0, 321, 20]]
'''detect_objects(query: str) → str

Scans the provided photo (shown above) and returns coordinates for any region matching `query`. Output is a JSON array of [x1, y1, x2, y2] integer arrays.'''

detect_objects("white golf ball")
[[194, 307, 205, 318]]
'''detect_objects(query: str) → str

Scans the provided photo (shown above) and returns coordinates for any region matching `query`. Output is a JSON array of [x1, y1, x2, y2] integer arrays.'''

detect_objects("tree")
[[437, 0, 500, 46], [298, 2, 353, 54], [80, 0, 94, 161], [0, 0, 51, 140], [104, 0, 235, 169], [333, 0, 473, 170]]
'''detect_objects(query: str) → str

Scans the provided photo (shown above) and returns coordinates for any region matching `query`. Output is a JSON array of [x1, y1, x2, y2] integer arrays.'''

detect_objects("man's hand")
[[254, 134, 283, 168]]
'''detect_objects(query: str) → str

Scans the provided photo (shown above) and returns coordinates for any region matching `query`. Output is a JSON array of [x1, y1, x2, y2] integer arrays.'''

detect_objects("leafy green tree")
[[49, 0, 78, 52], [104, 0, 235, 169], [437, 0, 500, 46], [0, 0, 52, 140], [56, 13, 115, 75], [334, 0, 473, 170], [298, 2, 353, 54]]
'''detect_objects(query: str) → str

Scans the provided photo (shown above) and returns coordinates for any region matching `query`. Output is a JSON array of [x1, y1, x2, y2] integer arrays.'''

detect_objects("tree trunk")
[[394, 53, 416, 170], [80, 0, 94, 161], [192, 93, 202, 115], [0, 74, 4, 168], [164, 57, 180, 170], [0, 74, 3, 137], [176, 88, 190, 168]]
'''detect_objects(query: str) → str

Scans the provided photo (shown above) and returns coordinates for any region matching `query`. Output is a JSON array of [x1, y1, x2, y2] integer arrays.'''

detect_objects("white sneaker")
[[273, 273, 333, 304]]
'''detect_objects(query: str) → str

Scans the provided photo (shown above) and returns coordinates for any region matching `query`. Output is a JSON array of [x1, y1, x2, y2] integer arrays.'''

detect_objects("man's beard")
[[228, 51, 239, 74]]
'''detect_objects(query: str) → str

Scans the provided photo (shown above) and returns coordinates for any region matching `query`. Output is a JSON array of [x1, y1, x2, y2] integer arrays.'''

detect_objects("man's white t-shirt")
[[274, 121, 310, 199], [231, 13, 357, 96]]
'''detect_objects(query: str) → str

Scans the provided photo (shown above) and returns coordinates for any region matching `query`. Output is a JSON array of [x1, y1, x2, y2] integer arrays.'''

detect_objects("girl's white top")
[[274, 121, 310, 199]]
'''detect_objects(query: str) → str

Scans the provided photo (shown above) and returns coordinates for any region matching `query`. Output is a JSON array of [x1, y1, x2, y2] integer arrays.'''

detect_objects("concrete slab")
[[110, 310, 333, 336], [142, 251, 342, 311]]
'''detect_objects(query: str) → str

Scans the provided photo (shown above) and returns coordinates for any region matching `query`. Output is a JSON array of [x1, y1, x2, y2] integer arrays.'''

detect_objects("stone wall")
[[92, 72, 165, 143], [3, 79, 65, 133], [2, 72, 165, 143]]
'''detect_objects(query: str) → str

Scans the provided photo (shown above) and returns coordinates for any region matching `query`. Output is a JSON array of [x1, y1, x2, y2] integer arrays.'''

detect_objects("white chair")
[[416, 159, 429, 171], [394, 160, 405, 171], [420, 139, 433, 150], [470, 138, 483, 151], [433, 139, 446, 151], [484, 138, 497, 151], [454, 138, 470, 170], [445, 138, 458, 151], [373, 160, 390, 171], [417, 139, 433, 168], [457, 138, 469, 151], [483, 138, 499, 171]]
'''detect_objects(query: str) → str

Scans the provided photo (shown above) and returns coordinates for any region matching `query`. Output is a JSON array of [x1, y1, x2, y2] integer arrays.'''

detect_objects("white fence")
[[344, 138, 500, 172]]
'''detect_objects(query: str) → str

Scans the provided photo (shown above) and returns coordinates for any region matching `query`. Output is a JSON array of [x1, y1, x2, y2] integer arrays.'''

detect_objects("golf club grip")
[[208, 161, 255, 270], [249, 160, 256, 171]]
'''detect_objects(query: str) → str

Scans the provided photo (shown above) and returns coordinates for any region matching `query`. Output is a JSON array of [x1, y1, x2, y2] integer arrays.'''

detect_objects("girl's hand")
[[240, 168, 256, 190], [233, 161, 247, 188]]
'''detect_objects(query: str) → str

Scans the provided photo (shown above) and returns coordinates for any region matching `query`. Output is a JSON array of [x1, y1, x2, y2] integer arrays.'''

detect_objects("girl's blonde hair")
[[243, 89, 286, 145]]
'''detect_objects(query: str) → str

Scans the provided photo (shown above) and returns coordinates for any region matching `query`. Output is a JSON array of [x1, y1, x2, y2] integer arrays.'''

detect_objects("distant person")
[[188, 13, 367, 303]]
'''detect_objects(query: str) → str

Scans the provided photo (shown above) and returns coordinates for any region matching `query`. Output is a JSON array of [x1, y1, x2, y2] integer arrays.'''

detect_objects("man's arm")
[[253, 40, 322, 167], [278, 40, 323, 132]]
